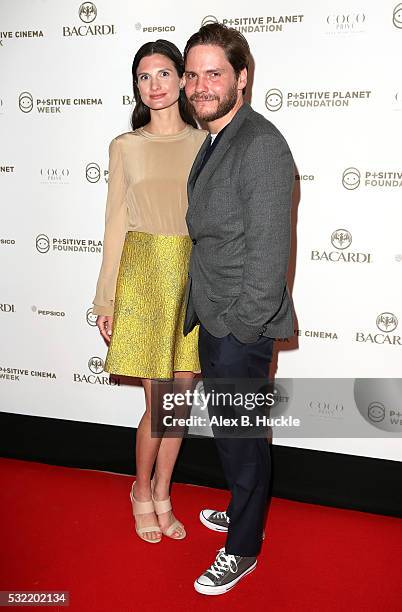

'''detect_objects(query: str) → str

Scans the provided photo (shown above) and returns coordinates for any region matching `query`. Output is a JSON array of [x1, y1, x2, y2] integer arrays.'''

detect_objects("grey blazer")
[[183, 103, 295, 344]]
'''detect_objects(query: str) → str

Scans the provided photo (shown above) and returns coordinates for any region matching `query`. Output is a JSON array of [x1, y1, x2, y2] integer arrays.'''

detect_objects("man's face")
[[184, 44, 245, 122]]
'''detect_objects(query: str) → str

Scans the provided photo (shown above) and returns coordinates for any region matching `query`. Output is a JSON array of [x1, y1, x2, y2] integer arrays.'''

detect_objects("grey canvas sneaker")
[[194, 547, 257, 595], [199, 509, 229, 532]]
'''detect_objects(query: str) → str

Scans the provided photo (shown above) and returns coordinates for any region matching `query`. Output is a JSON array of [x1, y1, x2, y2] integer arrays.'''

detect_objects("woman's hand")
[[96, 315, 113, 343]]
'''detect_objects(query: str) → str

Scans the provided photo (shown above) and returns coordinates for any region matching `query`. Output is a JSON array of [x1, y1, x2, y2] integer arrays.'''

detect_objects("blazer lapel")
[[189, 103, 253, 210], [187, 133, 211, 202]]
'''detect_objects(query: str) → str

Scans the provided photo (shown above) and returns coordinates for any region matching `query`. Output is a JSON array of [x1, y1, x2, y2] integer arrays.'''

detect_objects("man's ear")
[[238, 67, 248, 92]]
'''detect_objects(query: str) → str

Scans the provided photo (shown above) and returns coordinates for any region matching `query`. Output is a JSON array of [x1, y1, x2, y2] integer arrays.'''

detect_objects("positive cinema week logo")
[[265, 88, 372, 110], [63, 3, 116, 37], [18, 91, 102, 114], [85, 162, 108, 183], [311, 229, 372, 263]]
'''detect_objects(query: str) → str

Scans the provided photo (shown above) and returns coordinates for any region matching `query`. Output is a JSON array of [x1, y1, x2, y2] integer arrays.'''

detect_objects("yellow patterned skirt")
[[104, 231, 199, 379]]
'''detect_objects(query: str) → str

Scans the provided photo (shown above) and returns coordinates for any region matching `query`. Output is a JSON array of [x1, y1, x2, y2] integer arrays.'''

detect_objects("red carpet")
[[0, 458, 401, 611]]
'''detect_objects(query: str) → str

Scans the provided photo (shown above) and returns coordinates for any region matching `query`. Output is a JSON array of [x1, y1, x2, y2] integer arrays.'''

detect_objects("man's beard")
[[190, 81, 238, 122]]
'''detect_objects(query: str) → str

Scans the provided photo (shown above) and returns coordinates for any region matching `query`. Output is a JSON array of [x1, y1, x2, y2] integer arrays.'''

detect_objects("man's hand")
[[96, 315, 113, 343]]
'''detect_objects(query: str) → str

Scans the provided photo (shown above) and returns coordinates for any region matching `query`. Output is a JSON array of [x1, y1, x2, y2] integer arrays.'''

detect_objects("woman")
[[93, 40, 207, 543]]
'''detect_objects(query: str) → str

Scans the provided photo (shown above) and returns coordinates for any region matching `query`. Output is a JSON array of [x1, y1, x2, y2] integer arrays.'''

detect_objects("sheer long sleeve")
[[92, 138, 128, 316]]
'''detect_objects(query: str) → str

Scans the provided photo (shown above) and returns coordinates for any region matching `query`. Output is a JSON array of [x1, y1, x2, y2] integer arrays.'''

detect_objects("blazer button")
[[192, 239, 197, 245]]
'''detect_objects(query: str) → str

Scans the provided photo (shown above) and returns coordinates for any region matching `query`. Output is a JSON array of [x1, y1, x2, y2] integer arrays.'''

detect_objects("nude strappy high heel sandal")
[[130, 482, 162, 544], [151, 481, 186, 540]]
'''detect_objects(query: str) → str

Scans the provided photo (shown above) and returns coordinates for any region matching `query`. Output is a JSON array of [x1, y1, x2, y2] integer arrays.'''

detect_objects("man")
[[183, 23, 295, 595]]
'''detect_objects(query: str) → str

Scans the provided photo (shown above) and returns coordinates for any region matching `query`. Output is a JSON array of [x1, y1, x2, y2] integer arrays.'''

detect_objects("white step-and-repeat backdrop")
[[1, 1, 401, 461]]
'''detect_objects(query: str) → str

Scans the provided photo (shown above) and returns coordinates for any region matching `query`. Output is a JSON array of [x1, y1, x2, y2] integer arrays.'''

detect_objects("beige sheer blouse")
[[92, 125, 207, 316]]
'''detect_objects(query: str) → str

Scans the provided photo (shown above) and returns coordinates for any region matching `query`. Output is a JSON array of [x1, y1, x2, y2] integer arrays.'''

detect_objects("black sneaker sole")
[[194, 560, 257, 595], [199, 511, 228, 533]]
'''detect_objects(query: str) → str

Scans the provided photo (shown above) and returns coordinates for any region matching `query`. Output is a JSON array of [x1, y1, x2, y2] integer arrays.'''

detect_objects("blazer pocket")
[[207, 292, 238, 303]]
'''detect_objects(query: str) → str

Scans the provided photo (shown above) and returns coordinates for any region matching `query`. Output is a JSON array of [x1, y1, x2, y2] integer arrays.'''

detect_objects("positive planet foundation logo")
[[265, 89, 283, 111], [36, 234, 50, 253], [311, 229, 372, 263], [265, 89, 371, 110], [393, 3, 402, 28], [219, 14, 304, 33], [342, 166, 402, 188], [201, 15, 219, 26], [342, 167, 360, 190], [35, 233, 102, 254]]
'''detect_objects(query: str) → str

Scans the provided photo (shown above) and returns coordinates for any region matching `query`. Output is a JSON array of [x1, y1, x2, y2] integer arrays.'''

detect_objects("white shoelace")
[[214, 511, 229, 522], [206, 548, 238, 580]]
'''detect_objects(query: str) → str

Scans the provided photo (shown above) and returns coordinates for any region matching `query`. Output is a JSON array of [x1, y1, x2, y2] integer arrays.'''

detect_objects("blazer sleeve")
[[92, 138, 128, 316], [223, 132, 294, 343]]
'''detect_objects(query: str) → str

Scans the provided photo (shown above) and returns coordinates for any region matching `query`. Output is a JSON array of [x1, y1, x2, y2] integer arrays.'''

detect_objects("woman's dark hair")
[[131, 39, 196, 130], [183, 23, 250, 95]]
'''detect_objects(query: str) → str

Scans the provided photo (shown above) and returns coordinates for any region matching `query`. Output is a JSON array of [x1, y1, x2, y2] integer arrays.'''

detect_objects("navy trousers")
[[198, 324, 274, 557]]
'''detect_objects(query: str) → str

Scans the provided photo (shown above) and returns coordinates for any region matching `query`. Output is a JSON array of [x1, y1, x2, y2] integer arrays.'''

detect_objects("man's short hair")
[[184, 23, 250, 94]]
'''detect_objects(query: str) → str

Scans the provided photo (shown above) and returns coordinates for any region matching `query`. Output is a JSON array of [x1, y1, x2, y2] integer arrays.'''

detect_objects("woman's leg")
[[132, 378, 163, 541], [153, 371, 195, 536]]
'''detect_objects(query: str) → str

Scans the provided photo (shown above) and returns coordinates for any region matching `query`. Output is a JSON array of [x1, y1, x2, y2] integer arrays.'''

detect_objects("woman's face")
[[136, 53, 183, 111]]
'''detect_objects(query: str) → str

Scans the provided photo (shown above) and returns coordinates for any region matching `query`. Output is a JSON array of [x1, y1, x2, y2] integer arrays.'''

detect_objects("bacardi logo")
[[311, 230, 371, 264], [356, 313, 401, 346]]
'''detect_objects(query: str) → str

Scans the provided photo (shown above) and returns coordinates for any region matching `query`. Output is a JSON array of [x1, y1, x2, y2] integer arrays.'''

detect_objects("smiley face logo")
[[393, 3, 402, 28], [35, 234, 50, 254], [265, 89, 283, 112], [88, 356, 104, 374], [79, 2, 97, 23], [342, 167, 360, 190], [201, 15, 219, 26], [85, 162, 101, 183], [376, 312, 398, 333], [86, 307, 98, 327], [19, 91, 33, 113], [331, 229, 352, 250], [367, 402, 385, 423]]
